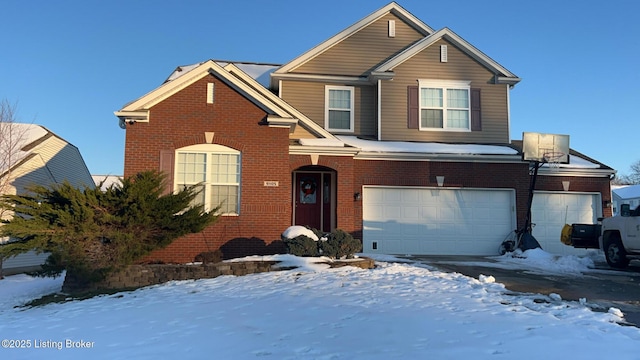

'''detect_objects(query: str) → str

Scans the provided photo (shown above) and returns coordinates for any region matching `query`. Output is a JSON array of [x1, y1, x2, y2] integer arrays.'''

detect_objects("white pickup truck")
[[567, 203, 640, 268]]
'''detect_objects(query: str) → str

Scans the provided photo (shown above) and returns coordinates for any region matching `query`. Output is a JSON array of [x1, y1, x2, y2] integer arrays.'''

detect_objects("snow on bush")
[[281, 226, 319, 241]]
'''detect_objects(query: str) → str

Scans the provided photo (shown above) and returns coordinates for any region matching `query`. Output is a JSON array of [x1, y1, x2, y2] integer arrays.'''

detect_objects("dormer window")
[[325, 85, 354, 132], [418, 80, 471, 131]]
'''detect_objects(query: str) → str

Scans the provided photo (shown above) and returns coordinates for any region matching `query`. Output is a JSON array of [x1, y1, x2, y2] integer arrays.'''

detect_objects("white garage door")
[[363, 187, 516, 255], [531, 191, 601, 256]]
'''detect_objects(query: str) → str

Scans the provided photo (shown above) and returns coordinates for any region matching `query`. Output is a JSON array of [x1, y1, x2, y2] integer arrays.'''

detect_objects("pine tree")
[[0, 171, 218, 283]]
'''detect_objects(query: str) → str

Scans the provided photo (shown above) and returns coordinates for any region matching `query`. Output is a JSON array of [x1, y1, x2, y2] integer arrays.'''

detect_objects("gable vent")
[[440, 45, 448, 62], [388, 20, 396, 38], [207, 82, 215, 104]]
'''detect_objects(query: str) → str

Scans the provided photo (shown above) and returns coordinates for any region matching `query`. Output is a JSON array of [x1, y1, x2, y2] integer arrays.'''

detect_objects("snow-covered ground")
[[1, 251, 639, 359]]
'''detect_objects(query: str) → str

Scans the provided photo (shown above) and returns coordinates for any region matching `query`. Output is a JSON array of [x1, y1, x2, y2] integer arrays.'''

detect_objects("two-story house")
[[1, 123, 94, 275], [115, 2, 613, 262]]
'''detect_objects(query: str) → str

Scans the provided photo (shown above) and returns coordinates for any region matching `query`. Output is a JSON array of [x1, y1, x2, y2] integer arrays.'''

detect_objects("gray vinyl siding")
[[0, 133, 93, 275], [380, 38, 511, 144], [8, 157, 56, 194], [2, 251, 49, 275], [282, 80, 376, 138], [7, 137, 94, 195], [294, 13, 424, 76], [37, 137, 94, 189]]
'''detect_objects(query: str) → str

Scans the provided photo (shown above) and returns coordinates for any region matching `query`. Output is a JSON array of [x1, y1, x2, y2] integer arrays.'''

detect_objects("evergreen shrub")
[[283, 228, 361, 259], [283, 235, 319, 257], [319, 229, 362, 259], [0, 171, 218, 285]]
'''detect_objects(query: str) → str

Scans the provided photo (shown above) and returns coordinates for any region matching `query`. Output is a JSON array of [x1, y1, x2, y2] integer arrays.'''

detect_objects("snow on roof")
[[225, 62, 278, 88], [92, 175, 122, 191], [0, 123, 48, 175], [337, 135, 518, 155], [544, 153, 600, 169], [298, 138, 345, 147], [613, 184, 640, 199], [166, 60, 279, 88], [335, 136, 601, 168]]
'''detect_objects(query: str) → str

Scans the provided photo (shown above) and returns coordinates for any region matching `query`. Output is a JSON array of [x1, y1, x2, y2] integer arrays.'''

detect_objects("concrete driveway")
[[406, 255, 640, 327]]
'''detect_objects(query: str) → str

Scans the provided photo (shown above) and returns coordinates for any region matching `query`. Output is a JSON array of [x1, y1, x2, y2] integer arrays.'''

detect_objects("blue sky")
[[2, 0, 638, 177]]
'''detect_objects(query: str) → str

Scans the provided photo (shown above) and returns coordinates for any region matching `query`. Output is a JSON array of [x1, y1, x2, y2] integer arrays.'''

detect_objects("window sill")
[[418, 128, 471, 132]]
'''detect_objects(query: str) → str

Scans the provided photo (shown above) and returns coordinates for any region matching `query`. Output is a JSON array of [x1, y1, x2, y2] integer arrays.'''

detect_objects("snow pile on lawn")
[[0, 273, 64, 309], [1, 255, 639, 359], [425, 248, 604, 276], [496, 248, 599, 275]]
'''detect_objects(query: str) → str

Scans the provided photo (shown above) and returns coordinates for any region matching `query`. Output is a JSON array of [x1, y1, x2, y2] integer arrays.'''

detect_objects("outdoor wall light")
[[562, 181, 570, 191], [436, 176, 445, 187], [354, 192, 361, 201]]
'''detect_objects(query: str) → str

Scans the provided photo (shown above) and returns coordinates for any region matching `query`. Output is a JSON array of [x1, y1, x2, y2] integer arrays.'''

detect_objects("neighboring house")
[[0, 123, 95, 276], [92, 174, 122, 191], [612, 185, 640, 215], [115, 2, 614, 261]]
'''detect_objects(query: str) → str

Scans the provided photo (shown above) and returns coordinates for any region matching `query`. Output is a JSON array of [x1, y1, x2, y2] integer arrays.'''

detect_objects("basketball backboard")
[[522, 132, 570, 164]]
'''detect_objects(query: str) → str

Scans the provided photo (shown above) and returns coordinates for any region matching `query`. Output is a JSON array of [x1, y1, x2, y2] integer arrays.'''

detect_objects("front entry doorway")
[[293, 168, 335, 233]]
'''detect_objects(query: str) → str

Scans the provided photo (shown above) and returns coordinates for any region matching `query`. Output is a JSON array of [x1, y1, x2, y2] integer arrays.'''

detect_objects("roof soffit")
[[274, 2, 434, 75]]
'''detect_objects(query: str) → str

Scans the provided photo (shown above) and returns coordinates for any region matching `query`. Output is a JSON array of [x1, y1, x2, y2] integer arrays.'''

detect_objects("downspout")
[[377, 79, 382, 141], [507, 84, 512, 144]]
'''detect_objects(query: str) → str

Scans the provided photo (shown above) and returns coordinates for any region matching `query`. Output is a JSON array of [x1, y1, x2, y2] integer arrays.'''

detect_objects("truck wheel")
[[604, 236, 630, 269]]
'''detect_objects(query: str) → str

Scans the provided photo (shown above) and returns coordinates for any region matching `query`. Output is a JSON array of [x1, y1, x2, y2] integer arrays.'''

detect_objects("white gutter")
[[289, 145, 360, 156], [353, 152, 523, 163]]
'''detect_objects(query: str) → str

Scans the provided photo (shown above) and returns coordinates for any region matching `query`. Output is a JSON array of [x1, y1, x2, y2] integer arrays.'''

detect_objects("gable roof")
[[613, 185, 640, 200], [166, 60, 279, 88], [115, 60, 295, 123], [0, 123, 49, 176], [374, 27, 520, 85], [0, 123, 94, 190], [272, 2, 519, 87], [274, 2, 433, 75], [115, 60, 342, 144]]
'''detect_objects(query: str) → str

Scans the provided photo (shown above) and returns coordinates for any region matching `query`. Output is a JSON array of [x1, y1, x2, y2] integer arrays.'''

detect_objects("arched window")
[[175, 144, 241, 215]]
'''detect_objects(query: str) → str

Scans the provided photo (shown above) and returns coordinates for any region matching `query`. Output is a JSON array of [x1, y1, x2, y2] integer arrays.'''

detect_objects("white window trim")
[[175, 144, 241, 216], [418, 79, 471, 132], [324, 85, 355, 133]]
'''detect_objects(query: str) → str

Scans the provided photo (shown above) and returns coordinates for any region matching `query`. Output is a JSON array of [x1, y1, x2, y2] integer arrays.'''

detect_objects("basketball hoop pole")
[[518, 132, 569, 252], [523, 160, 541, 234], [523, 151, 563, 233], [520, 160, 543, 251]]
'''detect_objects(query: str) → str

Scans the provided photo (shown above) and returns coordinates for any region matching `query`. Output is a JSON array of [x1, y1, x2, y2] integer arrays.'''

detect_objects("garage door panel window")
[[176, 145, 241, 215]]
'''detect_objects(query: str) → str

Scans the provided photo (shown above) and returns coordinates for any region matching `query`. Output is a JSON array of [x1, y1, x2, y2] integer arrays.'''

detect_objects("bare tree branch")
[[0, 99, 30, 278], [614, 160, 640, 185]]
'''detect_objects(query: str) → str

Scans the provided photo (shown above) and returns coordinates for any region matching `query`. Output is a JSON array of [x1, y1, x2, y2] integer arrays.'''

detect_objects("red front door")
[[294, 172, 333, 232]]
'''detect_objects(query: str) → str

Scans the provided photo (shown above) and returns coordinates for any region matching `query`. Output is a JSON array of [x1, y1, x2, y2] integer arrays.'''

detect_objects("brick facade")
[[125, 74, 291, 263], [350, 160, 612, 239], [122, 71, 612, 263]]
